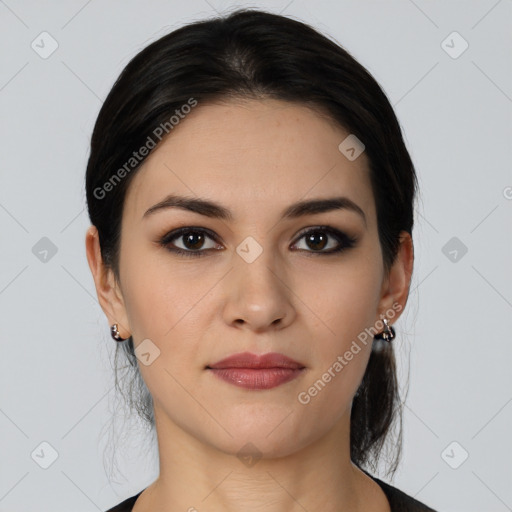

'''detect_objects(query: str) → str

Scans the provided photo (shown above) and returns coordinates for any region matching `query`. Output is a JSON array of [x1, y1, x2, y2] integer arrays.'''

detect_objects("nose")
[[221, 246, 296, 333]]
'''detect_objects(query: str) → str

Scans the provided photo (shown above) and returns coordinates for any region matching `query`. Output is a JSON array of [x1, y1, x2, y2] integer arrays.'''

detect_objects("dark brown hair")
[[86, 7, 417, 478]]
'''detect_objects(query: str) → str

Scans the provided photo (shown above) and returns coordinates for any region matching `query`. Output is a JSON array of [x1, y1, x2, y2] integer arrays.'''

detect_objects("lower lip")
[[207, 367, 304, 390]]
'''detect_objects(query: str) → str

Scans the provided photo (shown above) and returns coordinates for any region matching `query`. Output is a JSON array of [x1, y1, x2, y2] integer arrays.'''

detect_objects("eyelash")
[[158, 226, 357, 258]]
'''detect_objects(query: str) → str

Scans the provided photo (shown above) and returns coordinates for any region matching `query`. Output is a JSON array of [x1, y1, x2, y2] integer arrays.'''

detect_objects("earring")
[[110, 323, 127, 342], [374, 317, 395, 342]]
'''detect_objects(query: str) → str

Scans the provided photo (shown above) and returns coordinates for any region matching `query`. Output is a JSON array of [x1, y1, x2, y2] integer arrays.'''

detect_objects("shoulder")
[[365, 471, 438, 512], [104, 490, 144, 512]]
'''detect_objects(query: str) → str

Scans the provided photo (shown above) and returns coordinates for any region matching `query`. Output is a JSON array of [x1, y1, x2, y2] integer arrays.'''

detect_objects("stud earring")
[[110, 323, 127, 342], [374, 317, 395, 342]]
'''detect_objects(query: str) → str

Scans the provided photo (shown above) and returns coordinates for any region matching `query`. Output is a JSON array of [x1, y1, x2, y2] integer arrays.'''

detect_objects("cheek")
[[308, 261, 382, 346], [296, 260, 381, 401], [119, 240, 202, 341], [119, 248, 219, 388], [120, 265, 168, 340]]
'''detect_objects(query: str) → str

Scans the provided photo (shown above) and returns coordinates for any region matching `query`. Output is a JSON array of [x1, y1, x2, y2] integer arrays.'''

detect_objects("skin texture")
[[86, 98, 413, 512]]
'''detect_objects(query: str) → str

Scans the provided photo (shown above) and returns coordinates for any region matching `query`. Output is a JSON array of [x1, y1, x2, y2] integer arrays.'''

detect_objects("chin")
[[208, 431, 312, 463]]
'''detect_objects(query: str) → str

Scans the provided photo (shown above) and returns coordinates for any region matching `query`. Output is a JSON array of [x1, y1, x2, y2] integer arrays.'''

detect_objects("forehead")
[[123, 98, 376, 225]]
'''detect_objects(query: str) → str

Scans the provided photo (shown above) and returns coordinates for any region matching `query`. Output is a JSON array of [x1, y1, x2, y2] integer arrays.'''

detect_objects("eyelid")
[[292, 224, 349, 241], [290, 225, 357, 252], [159, 226, 222, 251], [160, 226, 220, 241]]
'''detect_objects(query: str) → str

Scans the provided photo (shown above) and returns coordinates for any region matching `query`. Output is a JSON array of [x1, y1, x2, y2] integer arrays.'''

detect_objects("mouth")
[[206, 352, 306, 390]]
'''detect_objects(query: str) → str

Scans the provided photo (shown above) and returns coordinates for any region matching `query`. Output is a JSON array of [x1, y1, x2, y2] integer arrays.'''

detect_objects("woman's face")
[[95, 98, 410, 459]]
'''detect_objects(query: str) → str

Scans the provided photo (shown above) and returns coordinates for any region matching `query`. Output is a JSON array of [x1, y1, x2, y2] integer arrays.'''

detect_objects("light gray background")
[[1, 1, 511, 511]]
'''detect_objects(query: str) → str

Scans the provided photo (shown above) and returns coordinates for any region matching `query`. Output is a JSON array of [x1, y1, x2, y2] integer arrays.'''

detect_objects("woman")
[[85, 8, 437, 512]]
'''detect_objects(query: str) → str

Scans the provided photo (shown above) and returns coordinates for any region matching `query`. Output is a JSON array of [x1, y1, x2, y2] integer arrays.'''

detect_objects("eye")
[[291, 226, 357, 255], [159, 225, 357, 258], [159, 227, 222, 257]]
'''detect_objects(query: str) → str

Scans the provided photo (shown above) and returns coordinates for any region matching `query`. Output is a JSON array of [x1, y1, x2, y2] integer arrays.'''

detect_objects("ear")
[[85, 225, 131, 339], [375, 231, 414, 325]]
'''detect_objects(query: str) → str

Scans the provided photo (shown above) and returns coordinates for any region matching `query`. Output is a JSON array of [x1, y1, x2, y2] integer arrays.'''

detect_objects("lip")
[[206, 352, 305, 390], [207, 351, 304, 370]]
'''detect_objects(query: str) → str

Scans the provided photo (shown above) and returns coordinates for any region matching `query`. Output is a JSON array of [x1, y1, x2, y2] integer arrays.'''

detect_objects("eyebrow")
[[143, 193, 367, 226]]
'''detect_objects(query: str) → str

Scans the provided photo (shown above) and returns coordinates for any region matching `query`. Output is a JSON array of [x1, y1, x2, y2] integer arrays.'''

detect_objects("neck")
[[133, 406, 383, 512]]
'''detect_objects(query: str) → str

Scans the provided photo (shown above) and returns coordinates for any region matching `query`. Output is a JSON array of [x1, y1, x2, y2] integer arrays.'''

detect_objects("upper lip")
[[207, 352, 305, 370]]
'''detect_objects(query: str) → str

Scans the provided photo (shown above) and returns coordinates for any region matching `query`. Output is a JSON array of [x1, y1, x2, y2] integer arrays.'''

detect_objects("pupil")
[[307, 231, 327, 250], [184, 232, 204, 250]]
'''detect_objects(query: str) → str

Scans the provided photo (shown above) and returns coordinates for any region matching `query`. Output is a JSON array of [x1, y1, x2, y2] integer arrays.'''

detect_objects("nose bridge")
[[223, 234, 295, 330], [234, 234, 284, 299]]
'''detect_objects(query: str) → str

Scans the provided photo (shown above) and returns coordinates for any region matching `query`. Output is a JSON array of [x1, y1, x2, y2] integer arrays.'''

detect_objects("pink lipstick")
[[206, 352, 305, 390]]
